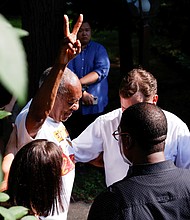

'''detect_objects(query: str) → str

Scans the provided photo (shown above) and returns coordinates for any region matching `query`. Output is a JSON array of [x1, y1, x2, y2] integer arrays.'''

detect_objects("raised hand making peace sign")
[[58, 14, 83, 65], [25, 14, 84, 137], [0, 16, 84, 216]]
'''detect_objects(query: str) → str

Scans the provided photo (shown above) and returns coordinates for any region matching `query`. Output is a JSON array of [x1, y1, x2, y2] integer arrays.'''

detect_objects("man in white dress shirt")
[[73, 68, 190, 187]]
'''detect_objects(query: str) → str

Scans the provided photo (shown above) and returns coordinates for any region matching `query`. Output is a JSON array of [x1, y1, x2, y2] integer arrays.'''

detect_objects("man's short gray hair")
[[39, 67, 79, 96]]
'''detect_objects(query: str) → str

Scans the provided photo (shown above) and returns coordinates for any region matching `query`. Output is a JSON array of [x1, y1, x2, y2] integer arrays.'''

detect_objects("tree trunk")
[[118, 0, 134, 80], [20, 0, 65, 99]]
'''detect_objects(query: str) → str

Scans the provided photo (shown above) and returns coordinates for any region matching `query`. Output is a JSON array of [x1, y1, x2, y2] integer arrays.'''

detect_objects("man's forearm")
[[0, 153, 14, 192]]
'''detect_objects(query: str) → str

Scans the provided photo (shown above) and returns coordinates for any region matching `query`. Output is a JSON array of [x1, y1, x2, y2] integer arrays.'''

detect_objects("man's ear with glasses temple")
[[112, 128, 132, 165]]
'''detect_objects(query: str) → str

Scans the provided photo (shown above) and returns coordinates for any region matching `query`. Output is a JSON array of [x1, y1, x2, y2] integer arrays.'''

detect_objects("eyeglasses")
[[112, 129, 129, 141], [112, 129, 132, 165]]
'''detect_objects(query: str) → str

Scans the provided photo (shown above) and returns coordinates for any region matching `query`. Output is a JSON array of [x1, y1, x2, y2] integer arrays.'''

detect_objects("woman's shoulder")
[[89, 40, 106, 49]]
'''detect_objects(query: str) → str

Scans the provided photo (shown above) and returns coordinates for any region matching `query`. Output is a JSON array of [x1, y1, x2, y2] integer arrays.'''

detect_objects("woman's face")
[[77, 22, 91, 46]]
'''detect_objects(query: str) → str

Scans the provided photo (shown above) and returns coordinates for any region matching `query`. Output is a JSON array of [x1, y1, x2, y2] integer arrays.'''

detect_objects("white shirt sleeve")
[[175, 122, 190, 168], [72, 116, 104, 162], [164, 110, 190, 168], [15, 100, 34, 149]]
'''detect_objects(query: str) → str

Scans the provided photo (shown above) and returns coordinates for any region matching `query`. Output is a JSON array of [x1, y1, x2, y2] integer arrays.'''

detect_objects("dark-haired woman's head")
[[7, 139, 64, 217]]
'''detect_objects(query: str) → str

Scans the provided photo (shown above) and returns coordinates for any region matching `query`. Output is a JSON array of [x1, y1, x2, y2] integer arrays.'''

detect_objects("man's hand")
[[58, 14, 83, 65], [82, 91, 95, 105], [0, 153, 15, 192]]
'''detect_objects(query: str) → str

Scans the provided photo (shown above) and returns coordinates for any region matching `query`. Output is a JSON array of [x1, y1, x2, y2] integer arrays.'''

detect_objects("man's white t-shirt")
[[15, 100, 75, 219]]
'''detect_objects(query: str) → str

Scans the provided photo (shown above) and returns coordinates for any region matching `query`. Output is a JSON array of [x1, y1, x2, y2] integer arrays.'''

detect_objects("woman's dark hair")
[[7, 139, 64, 216]]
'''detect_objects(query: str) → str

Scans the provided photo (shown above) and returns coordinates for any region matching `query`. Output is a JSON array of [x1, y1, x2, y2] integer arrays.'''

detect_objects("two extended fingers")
[[63, 14, 83, 37]]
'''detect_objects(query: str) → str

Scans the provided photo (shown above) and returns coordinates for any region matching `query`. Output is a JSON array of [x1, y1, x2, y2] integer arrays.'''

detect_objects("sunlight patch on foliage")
[[0, 110, 11, 119], [0, 14, 28, 105]]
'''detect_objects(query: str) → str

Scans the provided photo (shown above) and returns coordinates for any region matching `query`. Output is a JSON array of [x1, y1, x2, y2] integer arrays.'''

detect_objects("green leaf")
[[14, 28, 29, 38], [0, 155, 2, 182], [21, 215, 37, 220], [0, 206, 16, 220], [0, 14, 28, 105], [0, 192, 10, 202], [9, 206, 29, 219], [0, 110, 12, 119]]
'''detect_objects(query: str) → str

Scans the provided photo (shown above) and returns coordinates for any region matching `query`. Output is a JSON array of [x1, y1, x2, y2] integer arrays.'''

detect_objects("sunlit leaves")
[[0, 14, 28, 105]]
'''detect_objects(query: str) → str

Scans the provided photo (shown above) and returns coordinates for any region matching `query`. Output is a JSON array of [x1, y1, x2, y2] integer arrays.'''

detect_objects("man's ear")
[[121, 135, 133, 165], [126, 135, 133, 149]]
